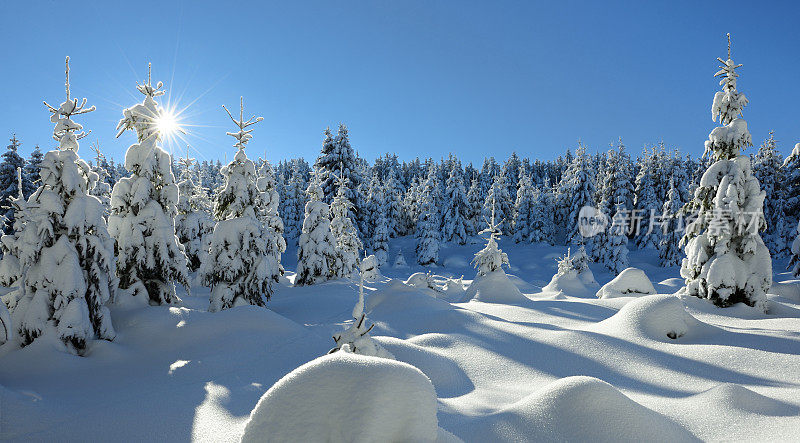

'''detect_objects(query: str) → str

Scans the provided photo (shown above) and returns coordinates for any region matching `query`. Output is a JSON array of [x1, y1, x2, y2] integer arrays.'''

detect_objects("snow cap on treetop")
[[43, 56, 95, 151]]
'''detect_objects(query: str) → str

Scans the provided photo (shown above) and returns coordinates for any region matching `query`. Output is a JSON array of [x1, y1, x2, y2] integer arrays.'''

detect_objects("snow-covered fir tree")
[[528, 186, 554, 244], [0, 134, 28, 234], [752, 131, 787, 256], [329, 170, 363, 279], [175, 153, 214, 273], [472, 198, 509, 276], [328, 257, 393, 358], [441, 166, 469, 245], [415, 167, 440, 265], [369, 182, 390, 267], [563, 145, 596, 247], [200, 98, 277, 311], [787, 143, 800, 276], [482, 174, 512, 237], [10, 57, 117, 354], [295, 175, 337, 285], [680, 35, 771, 310], [23, 145, 43, 196], [512, 170, 535, 243], [88, 140, 112, 213], [634, 146, 661, 249], [0, 168, 29, 287], [659, 178, 684, 267], [108, 64, 189, 305], [256, 158, 287, 282], [603, 201, 630, 274], [465, 175, 483, 237], [280, 162, 306, 241]]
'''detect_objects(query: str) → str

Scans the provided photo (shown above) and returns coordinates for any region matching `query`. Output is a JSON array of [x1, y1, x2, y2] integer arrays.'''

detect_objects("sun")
[[156, 110, 181, 137]]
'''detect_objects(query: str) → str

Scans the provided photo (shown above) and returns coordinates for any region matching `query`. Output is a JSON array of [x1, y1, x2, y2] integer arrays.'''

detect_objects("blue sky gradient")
[[1, 0, 798, 165]]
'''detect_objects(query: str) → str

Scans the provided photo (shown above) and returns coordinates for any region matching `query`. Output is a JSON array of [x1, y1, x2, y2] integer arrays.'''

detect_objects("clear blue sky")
[[1, 0, 798, 165]]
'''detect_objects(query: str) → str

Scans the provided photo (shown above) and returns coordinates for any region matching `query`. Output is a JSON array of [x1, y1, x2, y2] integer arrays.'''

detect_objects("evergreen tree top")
[[223, 96, 263, 151], [43, 57, 95, 151]]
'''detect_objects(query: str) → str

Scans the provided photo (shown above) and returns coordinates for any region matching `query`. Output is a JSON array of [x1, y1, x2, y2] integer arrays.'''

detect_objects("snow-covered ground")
[[1, 237, 799, 441]]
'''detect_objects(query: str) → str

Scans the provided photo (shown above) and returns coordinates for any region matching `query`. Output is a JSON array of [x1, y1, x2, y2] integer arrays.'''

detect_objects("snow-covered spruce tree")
[[315, 124, 363, 211], [564, 146, 596, 247], [465, 175, 483, 237], [24, 145, 43, 197], [442, 166, 469, 245], [0, 134, 28, 234], [783, 142, 800, 233], [329, 170, 363, 279], [603, 201, 630, 275], [512, 170, 534, 243], [482, 174, 513, 236], [659, 178, 684, 267], [788, 143, 800, 276], [199, 99, 278, 311], [471, 198, 509, 276], [108, 64, 189, 305], [0, 168, 29, 286], [415, 167, 440, 265], [328, 256, 393, 358], [11, 57, 117, 354], [529, 187, 554, 244], [295, 176, 337, 286], [369, 182, 390, 266], [680, 35, 771, 310], [383, 166, 404, 238], [280, 162, 306, 241], [752, 131, 787, 256], [634, 147, 661, 249], [256, 159, 287, 282], [175, 154, 214, 272], [88, 140, 112, 213]]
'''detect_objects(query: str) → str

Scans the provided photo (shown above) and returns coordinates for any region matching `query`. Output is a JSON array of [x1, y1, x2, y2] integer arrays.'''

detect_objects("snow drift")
[[594, 294, 709, 340], [241, 351, 449, 442], [596, 267, 656, 299], [465, 270, 528, 304], [462, 376, 695, 442]]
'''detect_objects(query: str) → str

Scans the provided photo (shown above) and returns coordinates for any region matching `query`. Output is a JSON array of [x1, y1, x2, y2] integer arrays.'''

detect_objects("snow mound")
[[594, 295, 708, 340], [542, 271, 597, 297], [690, 384, 799, 417], [597, 268, 656, 299], [465, 376, 694, 442], [375, 336, 474, 398], [241, 351, 445, 442], [768, 280, 800, 301], [465, 270, 528, 304]]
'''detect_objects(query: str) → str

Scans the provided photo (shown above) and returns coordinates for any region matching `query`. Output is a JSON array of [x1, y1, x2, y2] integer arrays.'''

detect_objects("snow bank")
[[241, 351, 443, 442], [596, 267, 656, 299], [594, 295, 708, 341], [690, 384, 799, 417], [464, 376, 694, 442], [465, 270, 528, 304]]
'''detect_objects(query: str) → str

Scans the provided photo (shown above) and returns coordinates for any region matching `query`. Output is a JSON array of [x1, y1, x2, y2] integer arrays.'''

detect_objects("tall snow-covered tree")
[[482, 174, 512, 235], [10, 57, 117, 354], [415, 168, 440, 265], [603, 201, 630, 274], [295, 176, 337, 286], [752, 131, 787, 256], [529, 186, 554, 244], [88, 140, 112, 213], [329, 170, 363, 279], [0, 134, 28, 234], [175, 153, 213, 272], [512, 170, 535, 243], [680, 35, 771, 310], [563, 146, 596, 247], [24, 145, 43, 196], [787, 143, 800, 276], [256, 158, 287, 282], [442, 166, 469, 245], [659, 178, 684, 267], [634, 147, 661, 249], [368, 181, 390, 267], [0, 168, 28, 287], [315, 124, 362, 206], [200, 98, 276, 311], [280, 162, 306, 241], [108, 64, 189, 305], [465, 175, 483, 237]]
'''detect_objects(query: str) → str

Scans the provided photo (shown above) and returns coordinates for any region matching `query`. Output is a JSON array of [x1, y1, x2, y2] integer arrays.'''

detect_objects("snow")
[[464, 270, 528, 304], [593, 294, 709, 341], [1, 240, 799, 441], [596, 267, 656, 299], [240, 351, 442, 443]]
